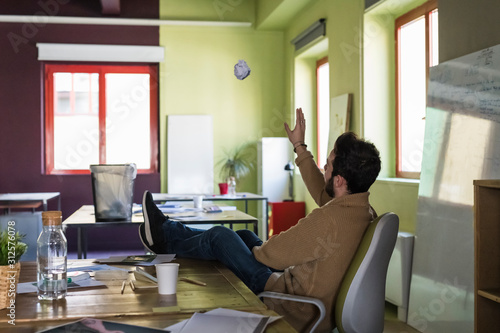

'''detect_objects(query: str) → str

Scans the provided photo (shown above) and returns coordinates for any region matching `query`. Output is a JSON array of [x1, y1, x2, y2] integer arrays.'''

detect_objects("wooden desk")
[[0, 192, 61, 213], [63, 205, 259, 259], [0, 258, 296, 332]]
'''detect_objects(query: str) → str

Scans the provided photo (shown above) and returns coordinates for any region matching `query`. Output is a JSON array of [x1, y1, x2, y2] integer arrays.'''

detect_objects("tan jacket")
[[253, 150, 376, 333]]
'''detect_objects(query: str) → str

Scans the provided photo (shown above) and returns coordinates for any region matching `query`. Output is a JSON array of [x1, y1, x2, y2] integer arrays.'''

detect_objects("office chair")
[[259, 212, 399, 333]]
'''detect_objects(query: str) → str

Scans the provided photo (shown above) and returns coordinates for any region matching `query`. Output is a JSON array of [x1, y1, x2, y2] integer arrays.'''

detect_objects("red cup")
[[218, 183, 228, 195]]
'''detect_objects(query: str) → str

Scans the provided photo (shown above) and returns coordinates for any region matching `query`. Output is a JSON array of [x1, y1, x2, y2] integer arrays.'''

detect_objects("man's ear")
[[335, 174, 348, 188]]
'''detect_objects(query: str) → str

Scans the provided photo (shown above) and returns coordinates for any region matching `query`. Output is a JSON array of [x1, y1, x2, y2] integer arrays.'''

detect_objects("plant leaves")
[[217, 144, 255, 182], [0, 229, 28, 265]]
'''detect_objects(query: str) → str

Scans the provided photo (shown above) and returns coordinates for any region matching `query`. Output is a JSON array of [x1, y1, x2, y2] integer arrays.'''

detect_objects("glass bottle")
[[227, 176, 236, 197], [37, 211, 67, 300]]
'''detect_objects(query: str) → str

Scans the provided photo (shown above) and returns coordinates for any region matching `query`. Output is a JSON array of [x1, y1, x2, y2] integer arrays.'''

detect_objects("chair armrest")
[[258, 291, 326, 333]]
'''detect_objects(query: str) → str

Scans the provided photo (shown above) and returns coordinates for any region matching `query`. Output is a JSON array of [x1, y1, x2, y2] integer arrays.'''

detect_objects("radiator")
[[385, 231, 414, 322]]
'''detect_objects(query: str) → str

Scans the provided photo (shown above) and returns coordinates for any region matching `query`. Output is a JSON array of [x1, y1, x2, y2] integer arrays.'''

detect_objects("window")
[[316, 57, 330, 169], [395, 0, 438, 178], [44, 64, 158, 175]]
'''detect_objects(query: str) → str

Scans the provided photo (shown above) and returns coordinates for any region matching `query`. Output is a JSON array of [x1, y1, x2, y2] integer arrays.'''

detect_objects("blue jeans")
[[161, 221, 273, 294]]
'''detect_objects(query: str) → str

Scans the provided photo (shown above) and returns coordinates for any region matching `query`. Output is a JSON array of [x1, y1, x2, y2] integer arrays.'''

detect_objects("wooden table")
[[0, 192, 61, 213], [0, 258, 296, 332], [63, 205, 259, 259]]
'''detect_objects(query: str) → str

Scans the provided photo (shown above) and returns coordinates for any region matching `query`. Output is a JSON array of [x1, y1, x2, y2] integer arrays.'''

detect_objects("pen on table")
[[121, 280, 126, 294], [180, 277, 207, 286]]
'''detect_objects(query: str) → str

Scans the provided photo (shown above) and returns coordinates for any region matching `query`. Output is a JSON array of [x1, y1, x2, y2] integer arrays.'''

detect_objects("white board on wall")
[[258, 137, 291, 202], [167, 115, 214, 194], [327, 93, 352, 154]]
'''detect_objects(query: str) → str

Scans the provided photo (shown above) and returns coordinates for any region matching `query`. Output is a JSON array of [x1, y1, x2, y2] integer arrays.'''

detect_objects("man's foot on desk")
[[139, 224, 165, 254], [139, 190, 168, 254]]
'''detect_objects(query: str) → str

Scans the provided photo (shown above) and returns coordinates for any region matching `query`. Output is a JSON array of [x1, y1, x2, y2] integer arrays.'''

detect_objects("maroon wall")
[[0, 1, 160, 251]]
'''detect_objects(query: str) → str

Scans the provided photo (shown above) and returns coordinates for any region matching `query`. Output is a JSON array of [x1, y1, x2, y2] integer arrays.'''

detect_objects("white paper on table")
[[169, 215, 206, 221], [162, 207, 200, 214], [165, 308, 281, 333], [134, 206, 199, 215], [147, 254, 176, 265], [219, 206, 237, 211]]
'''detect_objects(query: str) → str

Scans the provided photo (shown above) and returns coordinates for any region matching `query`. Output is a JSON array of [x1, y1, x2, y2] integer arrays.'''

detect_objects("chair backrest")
[[335, 212, 399, 333]]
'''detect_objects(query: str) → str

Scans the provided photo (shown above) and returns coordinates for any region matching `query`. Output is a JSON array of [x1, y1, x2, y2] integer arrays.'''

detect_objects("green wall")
[[158, 0, 424, 233], [284, 0, 366, 214], [158, 5, 286, 193], [283, 0, 422, 232]]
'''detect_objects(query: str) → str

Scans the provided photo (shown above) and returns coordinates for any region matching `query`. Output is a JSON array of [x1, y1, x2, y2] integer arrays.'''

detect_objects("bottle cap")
[[42, 211, 62, 226]]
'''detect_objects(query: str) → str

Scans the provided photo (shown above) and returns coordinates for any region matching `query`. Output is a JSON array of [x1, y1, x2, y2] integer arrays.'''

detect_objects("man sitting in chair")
[[139, 107, 381, 333]]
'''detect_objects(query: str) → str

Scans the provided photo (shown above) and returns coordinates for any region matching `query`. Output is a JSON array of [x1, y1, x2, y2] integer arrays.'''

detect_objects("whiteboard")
[[408, 44, 500, 332], [167, 115, 214, 194], [327, 93, 352, 153], [258, 137, 291, 202]]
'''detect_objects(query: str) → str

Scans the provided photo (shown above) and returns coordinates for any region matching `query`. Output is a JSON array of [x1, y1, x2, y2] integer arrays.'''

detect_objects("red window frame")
[[44, 63, 159, 175], [395, 0, 437, 178]]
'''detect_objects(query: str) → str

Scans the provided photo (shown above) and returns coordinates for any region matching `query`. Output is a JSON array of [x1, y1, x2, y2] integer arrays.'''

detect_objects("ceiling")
[[256, 0, 319, 30], [98, 0, 318, 30]]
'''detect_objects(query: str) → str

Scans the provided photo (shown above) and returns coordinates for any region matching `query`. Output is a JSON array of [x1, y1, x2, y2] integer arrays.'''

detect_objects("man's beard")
[[325, 174, 334, 198]]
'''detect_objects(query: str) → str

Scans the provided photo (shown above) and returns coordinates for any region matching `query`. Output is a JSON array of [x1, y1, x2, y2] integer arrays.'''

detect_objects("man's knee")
[[207, 225, 235, 239], [235, 229, 254, 238]]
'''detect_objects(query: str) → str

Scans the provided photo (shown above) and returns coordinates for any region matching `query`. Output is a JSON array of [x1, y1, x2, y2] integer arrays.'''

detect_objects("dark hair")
[[332, 132, 381, 193]]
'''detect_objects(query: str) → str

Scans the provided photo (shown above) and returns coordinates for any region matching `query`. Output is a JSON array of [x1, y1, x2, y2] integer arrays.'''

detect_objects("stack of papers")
[[165, 308, 281, 333], [203, 205, 223, 213], [133, 204, 189, 215]]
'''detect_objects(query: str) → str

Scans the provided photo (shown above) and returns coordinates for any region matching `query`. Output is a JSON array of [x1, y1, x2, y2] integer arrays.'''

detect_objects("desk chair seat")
[[259, 212, 399, 333]]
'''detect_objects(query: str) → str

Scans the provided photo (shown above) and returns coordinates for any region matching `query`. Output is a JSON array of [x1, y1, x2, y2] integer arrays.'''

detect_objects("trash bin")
[[90, 163, 137, 222]]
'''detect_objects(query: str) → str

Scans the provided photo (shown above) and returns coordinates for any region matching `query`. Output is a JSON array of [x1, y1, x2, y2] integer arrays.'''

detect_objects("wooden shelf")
[[474, 179, 500, 332], [478, 289, 500, 303], [473, 179, 500, 189]]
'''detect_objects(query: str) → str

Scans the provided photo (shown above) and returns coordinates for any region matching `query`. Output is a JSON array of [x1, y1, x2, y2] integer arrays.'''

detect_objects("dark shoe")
[[139, 224, 166, 254], [138, 224, 158, 254], [139, 190, 167, 253]]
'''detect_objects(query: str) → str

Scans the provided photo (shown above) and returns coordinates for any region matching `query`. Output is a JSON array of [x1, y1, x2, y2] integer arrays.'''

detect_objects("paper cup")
[[155, 263, 180, 295], [193, 195, 203, 209]]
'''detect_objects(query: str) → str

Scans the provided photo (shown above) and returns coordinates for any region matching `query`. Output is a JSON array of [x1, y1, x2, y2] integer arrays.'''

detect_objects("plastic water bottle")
[[37, 211, 67, 300], [228, 176, 236, 197]]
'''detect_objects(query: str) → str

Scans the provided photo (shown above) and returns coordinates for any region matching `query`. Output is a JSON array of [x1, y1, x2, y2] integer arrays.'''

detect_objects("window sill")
[[376, 177, 420, 186]]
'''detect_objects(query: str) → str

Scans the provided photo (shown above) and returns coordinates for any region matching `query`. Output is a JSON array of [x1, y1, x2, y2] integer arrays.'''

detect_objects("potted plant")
[[0, 229, 27, 309], [217, 144, 254, 195]]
